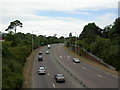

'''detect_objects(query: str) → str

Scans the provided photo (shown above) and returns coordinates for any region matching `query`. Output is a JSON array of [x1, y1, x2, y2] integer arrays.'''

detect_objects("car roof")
[[57, 74, 64, 76], [39, 66, 45, 69]]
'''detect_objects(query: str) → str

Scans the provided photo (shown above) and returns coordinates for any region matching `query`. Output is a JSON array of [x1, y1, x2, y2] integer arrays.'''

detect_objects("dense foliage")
[[2, 32, 64, 88], [66, 17, 120, 71]]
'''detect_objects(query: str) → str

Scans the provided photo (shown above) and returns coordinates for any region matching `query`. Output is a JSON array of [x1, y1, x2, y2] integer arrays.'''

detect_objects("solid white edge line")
[[112, 75, 118, 78], [106, 72, 110, 75]]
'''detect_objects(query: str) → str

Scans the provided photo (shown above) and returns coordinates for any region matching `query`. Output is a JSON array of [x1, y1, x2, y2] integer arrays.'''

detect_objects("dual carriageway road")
[[32, 44, 119, 88]]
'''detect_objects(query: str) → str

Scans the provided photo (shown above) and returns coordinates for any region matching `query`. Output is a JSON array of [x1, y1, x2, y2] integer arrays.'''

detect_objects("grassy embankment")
[[22, 47, 40, 88]]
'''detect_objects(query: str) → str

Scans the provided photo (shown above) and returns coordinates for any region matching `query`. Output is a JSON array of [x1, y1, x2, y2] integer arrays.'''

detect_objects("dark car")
[[38, 56, 43, 61], [54, 74, 65, 82]]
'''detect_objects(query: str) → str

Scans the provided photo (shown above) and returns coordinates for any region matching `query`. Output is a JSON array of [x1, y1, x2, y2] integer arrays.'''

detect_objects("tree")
[[5, 20, 23, 34], [69, 33, 72, 37], [79, 23, 102, 44]]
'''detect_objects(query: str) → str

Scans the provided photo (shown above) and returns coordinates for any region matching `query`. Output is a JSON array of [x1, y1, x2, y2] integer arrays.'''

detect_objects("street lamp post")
[[32, 30, 39, 51], [71, 32, 77, 54], [32, 31, 34, 51]]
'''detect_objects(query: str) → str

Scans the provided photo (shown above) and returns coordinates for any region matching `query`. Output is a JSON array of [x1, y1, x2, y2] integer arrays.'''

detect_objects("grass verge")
[[64, 47, 118, 76], [22, 47, 40, 88]]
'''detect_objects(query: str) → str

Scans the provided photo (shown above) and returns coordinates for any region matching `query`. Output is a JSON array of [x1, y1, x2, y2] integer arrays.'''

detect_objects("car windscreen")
[[57, 74, 64, 77], [39, 67, 44, 69]]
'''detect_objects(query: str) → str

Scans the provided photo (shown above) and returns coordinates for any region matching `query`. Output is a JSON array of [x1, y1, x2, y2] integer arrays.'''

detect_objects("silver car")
[[54, 74, 65, 82], [73, 58, 80, 63], [38, 66, 46, 75]]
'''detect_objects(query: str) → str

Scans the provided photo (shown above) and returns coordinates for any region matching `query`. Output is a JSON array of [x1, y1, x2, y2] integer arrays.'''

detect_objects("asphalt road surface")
[[32, 44, 119, 88]]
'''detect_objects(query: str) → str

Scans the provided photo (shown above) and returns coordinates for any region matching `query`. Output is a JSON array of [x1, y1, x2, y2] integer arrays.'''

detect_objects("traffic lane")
[[58, 44, 118, 88], [37, 46, 61, 88], [57, 44, 118, 81], [53, 44, 118, 88], [60, 44, 118, 88], [80, 62, 118, 82], [43, 46, 81, 88], [33, 46, 81, 88], [59, 44, 118, 80], [59, 45, 119, 87], [32, 46, 54, 88], [52, 45, 102, 88], [33, 46, 59, 88]]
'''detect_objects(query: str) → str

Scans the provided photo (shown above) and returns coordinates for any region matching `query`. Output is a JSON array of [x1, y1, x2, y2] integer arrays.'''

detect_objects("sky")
[[0, 0, 119, 37]]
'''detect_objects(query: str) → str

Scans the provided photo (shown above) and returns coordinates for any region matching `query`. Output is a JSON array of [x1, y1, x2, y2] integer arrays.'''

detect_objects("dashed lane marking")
[[52, 83, 55, 88], [67, 56, 70, 58], [97, 75, 102, 77], [82, 67, 86, 70], [48, 73, 49, 76], [60, 56, 63, 58]]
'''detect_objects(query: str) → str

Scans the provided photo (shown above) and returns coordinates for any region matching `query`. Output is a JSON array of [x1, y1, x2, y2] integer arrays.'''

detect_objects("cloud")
[[1, 0, 119, 37], [95, 13, 117, 28]]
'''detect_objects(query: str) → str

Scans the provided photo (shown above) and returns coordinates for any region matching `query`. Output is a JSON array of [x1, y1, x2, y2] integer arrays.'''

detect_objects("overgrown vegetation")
[[2, 31, 64, 88], [66, 17, 120, 71]]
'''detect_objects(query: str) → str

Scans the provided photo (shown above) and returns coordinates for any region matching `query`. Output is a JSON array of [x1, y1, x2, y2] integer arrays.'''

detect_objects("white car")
[[46, 50, 50, 54], [38, 66, 46, 75], [48, 45, 51, 49], [73, 58, 80, 63]]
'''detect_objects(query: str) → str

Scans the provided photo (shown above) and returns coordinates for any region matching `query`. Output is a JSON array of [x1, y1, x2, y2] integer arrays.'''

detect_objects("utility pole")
[[32, 31, 34, 51], [71, 32, 77, 54]]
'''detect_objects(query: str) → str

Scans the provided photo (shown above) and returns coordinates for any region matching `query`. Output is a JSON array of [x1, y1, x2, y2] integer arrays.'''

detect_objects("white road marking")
[[48, 73, 49, 76], [97, 75, 103, 78], [52, 83, 55, 88], [60, 56, 63, 58], [67, 56, 70, 58], [82, 67, 86, 70]]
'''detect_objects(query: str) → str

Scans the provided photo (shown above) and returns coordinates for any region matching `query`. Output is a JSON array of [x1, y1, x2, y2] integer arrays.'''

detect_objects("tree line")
[[66, 17, 120, 71], [2, 21, 65, 88]]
